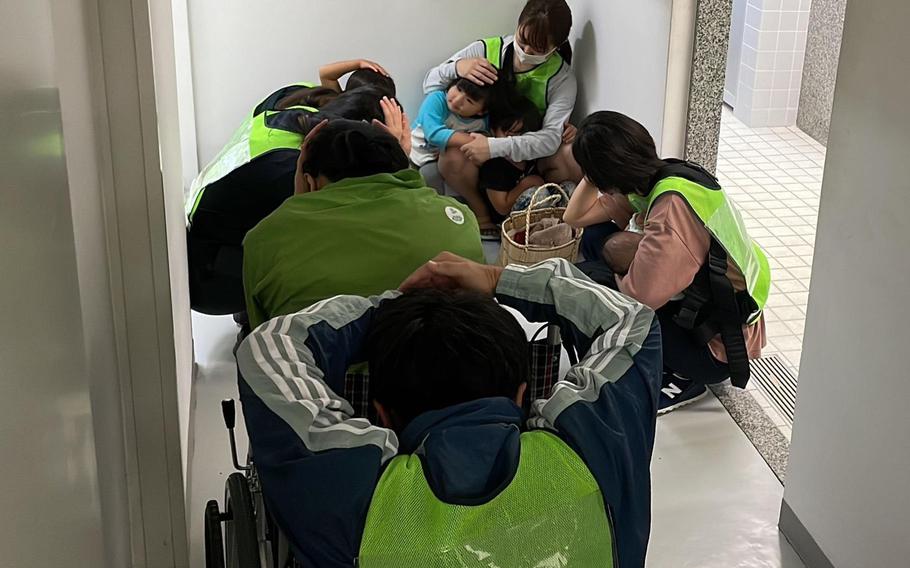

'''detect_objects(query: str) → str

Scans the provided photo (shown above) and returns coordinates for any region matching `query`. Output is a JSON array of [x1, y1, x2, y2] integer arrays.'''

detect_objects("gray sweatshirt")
[[423, 35, 578, 162]]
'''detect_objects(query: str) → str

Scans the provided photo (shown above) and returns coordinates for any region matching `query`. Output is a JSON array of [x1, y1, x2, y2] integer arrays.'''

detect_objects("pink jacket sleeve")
[[617, 195, 711, 310]]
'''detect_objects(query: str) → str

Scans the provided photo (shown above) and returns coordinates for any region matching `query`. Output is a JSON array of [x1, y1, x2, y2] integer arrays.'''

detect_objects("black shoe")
[[658, 373, 708, 415], [232, 310, 249, 328]]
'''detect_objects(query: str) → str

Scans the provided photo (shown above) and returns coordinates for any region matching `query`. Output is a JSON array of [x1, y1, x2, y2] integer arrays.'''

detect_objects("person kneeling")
[[242, 119, 484, 330], [237, 253, 662, 567], [243, 120, 484, 328]]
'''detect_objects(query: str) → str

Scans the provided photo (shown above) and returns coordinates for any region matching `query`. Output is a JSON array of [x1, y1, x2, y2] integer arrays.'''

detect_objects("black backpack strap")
[[650, 159, 722, 191], [671, 240, 753, 388], [674, 263, 711, 331], [706, 241, 751, 388]]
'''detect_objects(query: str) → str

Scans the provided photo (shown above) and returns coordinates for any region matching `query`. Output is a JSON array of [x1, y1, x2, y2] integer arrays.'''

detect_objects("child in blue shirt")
[[410, 79, 494, 167]]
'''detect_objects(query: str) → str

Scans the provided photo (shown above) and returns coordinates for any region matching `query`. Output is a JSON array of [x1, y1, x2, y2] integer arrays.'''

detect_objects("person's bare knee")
[[559, 143, 583, 183], [441, 154, 479, 192], [541, 144, 583, 184], [438, 150, 467, 177], [438, 152, 489, 221]]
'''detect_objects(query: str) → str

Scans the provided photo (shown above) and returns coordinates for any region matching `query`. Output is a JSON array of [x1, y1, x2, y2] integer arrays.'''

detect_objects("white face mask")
[[514, 38, 554, 67]]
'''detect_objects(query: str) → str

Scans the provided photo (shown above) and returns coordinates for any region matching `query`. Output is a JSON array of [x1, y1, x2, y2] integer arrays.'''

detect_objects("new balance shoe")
[[658, 373, 708, 415]]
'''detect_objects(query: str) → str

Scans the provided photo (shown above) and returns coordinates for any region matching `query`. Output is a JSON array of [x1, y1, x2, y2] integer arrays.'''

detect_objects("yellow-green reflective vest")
[[482, 36, 564, 115], [358, 431, 615, 568], [631, 172, 771, 319], [186, 106, 314, 222]]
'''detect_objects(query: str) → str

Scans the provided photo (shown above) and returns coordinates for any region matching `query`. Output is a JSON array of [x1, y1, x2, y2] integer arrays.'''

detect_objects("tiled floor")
[[716, 106, 827, 439]]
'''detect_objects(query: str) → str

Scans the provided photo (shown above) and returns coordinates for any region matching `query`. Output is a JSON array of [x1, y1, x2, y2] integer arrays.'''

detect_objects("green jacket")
[[242, 169, 484, 329]]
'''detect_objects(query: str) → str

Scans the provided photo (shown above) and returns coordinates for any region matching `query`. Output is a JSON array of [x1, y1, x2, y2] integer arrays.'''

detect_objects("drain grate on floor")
[[751, 355, 798, 423]]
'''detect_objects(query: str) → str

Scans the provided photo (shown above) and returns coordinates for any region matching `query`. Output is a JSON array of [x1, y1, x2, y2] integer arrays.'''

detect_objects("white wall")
[[782, 0, 910, 565], [567, 0, 672, 151], [188, 0, 526, 164], [168, 0, 200, 188], [187, 0, 676, 165], [732, 0, 810, 127]]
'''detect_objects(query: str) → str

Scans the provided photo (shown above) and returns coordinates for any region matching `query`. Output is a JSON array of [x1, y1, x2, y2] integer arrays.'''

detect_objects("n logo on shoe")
[[661, 383, 683, 398]]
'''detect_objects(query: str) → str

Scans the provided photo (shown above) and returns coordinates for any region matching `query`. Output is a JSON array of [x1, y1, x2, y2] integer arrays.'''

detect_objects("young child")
[[478, 95, 547, 219], [319, 59, 396, 97], [410, 78, 494, 168], [273, 59, 397, 110]]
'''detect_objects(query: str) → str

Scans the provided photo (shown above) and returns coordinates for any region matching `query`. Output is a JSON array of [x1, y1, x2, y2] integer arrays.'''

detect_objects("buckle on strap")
[[708, 246, 729, 276], [675, 306, 699, 330], [675, 284, 710, 330]]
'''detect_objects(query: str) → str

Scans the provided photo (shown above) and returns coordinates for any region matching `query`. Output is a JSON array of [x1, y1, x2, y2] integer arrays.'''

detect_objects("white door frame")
[[54, 0, 190, 564]]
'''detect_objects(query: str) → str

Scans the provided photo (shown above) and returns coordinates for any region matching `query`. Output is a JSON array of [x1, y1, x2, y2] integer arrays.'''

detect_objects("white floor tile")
[[787, 291, 811, 306], [778, 256, 809, 269], [787, 266, 814, 279], [717, 105, 824, 391], [784, 320, 806, 335], [771, 334, 805, 352], [775, 279, 809, 293], [772, 305, 806, 323]]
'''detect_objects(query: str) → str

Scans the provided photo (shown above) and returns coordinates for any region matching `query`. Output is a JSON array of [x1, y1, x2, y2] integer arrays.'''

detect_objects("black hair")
[[317, 85, 390, 123], [449, 78, 496, 111], [518, 0, 573, 64], [276, 86, 340, 110], [301, 119, 409, 182], [572, 111, 665, 195], [366, 289, 529, 430], [347, 69, 397, 98], [490, 93, 542, 134]]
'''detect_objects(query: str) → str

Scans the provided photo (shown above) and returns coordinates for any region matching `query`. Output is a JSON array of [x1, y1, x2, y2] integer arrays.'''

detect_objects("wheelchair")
[[204, 323, 567, 568], [204, 398, 303, 568]]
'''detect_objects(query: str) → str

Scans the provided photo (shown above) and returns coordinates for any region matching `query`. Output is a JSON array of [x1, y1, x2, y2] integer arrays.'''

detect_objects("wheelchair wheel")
[[225, 473, 260, 568], [204, 500, 226, 568]]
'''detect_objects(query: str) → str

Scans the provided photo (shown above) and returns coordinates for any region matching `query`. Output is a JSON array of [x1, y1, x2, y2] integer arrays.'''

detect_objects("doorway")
[[688, 0, 847, 445]]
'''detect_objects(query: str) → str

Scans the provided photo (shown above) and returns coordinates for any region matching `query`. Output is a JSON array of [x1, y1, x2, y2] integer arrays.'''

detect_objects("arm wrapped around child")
[[479, 93, 548, 218]]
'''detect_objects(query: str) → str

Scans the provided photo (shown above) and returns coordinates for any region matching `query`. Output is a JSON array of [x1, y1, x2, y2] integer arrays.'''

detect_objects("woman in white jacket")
[[422, 0, 582, 235]]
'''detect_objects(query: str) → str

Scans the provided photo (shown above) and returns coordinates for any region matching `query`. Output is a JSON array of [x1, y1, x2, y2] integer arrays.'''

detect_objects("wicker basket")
[[498, 183, 583, 267]]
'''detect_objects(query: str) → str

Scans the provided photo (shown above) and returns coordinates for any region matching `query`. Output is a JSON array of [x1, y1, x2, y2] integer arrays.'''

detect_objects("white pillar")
[[782, 0, 910, 565]]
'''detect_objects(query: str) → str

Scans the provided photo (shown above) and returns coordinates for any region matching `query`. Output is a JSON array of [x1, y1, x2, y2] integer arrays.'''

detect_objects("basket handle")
[[523, 183, 572, 238]]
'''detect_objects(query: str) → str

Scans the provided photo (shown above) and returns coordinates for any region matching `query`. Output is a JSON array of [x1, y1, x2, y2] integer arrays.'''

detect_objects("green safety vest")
[[186, 105, 315, 222], [358, 431, 615, 567], [631, 174, 771, 319], [482, 36, 564, 115]]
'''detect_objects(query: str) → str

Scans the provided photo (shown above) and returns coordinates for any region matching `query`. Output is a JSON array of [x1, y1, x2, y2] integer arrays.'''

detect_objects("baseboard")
[[183, 359, 199, 514], [779, 500, 835, 568]]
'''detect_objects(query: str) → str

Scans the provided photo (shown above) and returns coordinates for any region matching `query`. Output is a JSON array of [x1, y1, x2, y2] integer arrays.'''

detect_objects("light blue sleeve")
[[417, 91, 456, 150]]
